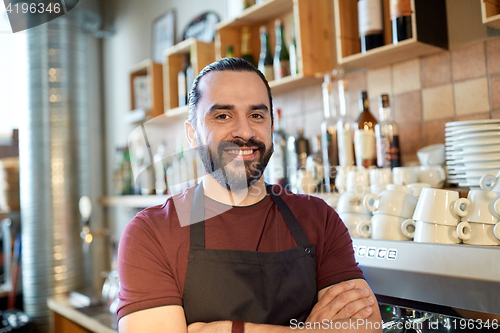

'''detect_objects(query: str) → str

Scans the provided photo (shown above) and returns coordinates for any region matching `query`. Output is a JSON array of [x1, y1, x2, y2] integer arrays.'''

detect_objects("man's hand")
[[187, 321, 232, 333], [306, 281, 375, 323]]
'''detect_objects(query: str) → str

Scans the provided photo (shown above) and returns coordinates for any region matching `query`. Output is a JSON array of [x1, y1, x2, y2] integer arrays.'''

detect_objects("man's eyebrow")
[[249, 104, 269, 112], [207, 104, 234, 114]]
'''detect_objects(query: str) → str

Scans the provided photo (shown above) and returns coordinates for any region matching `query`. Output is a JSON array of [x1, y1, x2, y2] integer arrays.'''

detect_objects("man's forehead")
[[198, 70, 268, 95]]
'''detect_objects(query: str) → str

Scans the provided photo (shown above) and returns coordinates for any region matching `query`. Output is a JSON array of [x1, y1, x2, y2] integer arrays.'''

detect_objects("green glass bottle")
[[258, 26, 274, 81], [273, 19, 290, 80]]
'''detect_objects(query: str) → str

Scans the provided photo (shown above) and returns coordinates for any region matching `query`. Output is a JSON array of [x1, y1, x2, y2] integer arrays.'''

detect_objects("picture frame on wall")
[[152, 9, 176, 64]]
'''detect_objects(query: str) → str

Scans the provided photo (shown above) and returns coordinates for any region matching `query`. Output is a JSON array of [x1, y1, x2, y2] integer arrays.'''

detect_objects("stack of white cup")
[[454, 172, 500, 246], [357, 184, 417, 241], [416, 144, 447, 188], [337, 168, 372, 238], [402, 188, 470, 244]]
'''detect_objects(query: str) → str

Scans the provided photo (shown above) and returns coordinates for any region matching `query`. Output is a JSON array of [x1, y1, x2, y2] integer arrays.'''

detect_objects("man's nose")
[[231, 116, 256, 141]]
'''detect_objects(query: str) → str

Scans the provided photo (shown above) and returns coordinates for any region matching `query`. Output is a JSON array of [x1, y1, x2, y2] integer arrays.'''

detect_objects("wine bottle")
[[295, 129, 310, 169], [153, 142, 168, 195], [358, 0, 384, 53], [266, 109, 288, 186], [375, 94, 401, 168], [241, 27, 256, 67], [336, 80, 355, 167], [307, 135, 325, 192], [273, 19, 290, 80], [354, 91, 377, 168], [258, 26, 274, 81], [321, 74, 339, 193], [289, 17, 298, 76], [390, 0, 412, 44], [177, 56, 188, 107]]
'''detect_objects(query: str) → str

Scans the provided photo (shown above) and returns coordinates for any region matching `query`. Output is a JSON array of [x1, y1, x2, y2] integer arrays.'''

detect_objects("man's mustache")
[[216, 139, 267, 159]]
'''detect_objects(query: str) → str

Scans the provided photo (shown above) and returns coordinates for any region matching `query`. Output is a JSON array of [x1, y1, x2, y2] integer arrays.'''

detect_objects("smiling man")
[[117, 58, 382, 332]]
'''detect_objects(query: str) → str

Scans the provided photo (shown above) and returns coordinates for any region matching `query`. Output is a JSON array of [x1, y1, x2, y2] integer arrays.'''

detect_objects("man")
[[118, 58, 382, 332]]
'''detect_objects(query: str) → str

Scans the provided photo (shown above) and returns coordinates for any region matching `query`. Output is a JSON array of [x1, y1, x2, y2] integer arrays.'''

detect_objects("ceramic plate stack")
[[445, 120, 500, 189]]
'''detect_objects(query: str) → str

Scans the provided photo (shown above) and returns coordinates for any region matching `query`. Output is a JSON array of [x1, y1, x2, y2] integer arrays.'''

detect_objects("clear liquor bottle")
[[336, 80, 355, 167], [258, 26, 274, 81], [273, 19, 290, 80], [266, 109, 288, 186], [375, 94, 401, 168], [321, 74, 339, 193], [354, 91, 378, 168]]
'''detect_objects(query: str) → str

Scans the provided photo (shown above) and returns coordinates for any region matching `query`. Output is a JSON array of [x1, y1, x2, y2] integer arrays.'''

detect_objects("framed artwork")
[[152, 9, 176, 63]]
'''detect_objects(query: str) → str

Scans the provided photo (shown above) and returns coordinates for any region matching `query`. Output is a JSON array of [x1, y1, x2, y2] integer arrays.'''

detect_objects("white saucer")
[[445, 119, 500, 127]]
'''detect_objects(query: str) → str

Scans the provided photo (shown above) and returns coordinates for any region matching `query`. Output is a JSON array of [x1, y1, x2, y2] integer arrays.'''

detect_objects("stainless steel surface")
[[352, 238, 500, 314], [19, 5, 99, 331]]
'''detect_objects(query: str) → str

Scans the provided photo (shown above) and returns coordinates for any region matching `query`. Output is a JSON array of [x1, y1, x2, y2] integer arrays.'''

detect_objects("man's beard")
[[197, 136, 273, 191]]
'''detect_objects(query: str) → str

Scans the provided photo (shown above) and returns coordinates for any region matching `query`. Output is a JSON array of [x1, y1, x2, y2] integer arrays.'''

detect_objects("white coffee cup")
[[456, 221, 500, 246], [337, 190, 372, 215], [479, 170, 500, 193], [369, 168, 392, 186], [463, 190, 500, 224], [393, 167, 418, 186], [412, 188, 470, 226], [417, 165, 446, 188], [363, 184, 417, 218], [370, 184, 386, 195], [339, 212, 373, 238], [346, 168, 370, 195], [357, 214, 412, 241], [407, 183, 431, 200], [402, 219, 460, 244], [335, 166, 355, 194], [417, 144, 445, 166]]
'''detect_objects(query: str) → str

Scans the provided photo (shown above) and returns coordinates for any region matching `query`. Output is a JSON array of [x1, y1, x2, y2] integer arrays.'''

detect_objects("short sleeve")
[[317, 206, 364, 290], [117, 215, 182, 320]]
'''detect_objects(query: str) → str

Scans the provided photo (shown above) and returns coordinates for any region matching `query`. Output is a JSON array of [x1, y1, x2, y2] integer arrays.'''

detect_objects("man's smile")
[[224, 147, 259, 160]]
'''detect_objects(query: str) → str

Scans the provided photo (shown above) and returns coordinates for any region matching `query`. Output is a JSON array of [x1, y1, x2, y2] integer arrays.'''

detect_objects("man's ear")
[[185, 120, 199, 150]]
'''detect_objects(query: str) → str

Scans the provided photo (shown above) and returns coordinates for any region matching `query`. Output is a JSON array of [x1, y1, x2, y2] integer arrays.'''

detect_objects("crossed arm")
[[119, 278, 382, 333]]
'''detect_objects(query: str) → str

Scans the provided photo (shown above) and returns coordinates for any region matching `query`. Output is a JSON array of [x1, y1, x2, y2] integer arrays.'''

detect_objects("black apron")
[[183, 183, 318, 325]]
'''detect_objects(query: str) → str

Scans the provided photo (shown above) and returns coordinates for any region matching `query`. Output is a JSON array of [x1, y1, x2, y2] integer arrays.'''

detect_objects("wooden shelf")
[[216, 0, 294, 30], [338, 39, 444, 69], [129, 59, 163, 120], [99, 195, 170, 208], [334, 0, 448, 70], [215, 0, 335, 94], [268, 73, 322, 94], [163, 38, 215, 111], [482, 0, 500, 30]]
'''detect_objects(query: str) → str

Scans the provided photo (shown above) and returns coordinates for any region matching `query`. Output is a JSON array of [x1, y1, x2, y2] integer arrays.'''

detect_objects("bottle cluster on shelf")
[[177, 52, 194, 107], [265, 76, 401, 195], [224, 18, 298, 83], [357, 0, 413, 53], [113, 140, 202, 196]]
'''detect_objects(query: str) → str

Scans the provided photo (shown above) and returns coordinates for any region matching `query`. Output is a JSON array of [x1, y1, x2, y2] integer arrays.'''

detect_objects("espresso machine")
[[353, 239, 500, 332]]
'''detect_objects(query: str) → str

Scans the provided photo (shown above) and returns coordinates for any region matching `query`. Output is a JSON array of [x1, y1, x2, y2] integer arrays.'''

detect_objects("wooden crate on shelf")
[[163, 38, 215, 115], [333, 0, 448, 69], [481, 0, 500, 30], [215, 0, 335, 94], [129, 59, 163, 122]]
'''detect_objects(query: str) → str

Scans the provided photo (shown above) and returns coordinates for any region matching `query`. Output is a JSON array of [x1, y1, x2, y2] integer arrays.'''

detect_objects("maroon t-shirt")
[[117, 185, 364, 320]]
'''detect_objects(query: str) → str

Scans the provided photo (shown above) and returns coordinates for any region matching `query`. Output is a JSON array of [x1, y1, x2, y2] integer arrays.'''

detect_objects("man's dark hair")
[[187, 58, 274, 129]]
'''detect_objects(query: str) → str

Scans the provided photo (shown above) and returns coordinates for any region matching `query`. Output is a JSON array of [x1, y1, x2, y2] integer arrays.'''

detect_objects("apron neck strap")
[[189, 182, 311, 250], [265, 184, 310, 247]]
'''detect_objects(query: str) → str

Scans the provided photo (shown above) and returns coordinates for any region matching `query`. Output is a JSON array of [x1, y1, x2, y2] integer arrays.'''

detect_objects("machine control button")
[[387, 249, 397, 260], [376, 248, 387, 259], [357, 246, 366, 257], [367, 247, 376, 258]]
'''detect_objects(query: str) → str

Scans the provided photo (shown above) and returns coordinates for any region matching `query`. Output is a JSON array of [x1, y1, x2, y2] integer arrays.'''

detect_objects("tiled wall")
[[273, 36, 500, 164]]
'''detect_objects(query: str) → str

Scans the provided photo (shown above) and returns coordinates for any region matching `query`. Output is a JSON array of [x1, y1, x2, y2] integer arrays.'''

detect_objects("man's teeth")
[[228, 149, 254, 155]]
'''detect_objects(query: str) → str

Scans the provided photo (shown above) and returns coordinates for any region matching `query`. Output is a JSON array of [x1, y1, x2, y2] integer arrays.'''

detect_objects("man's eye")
[[215, 114, 228, 120], [251, 113, 264, 119]]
